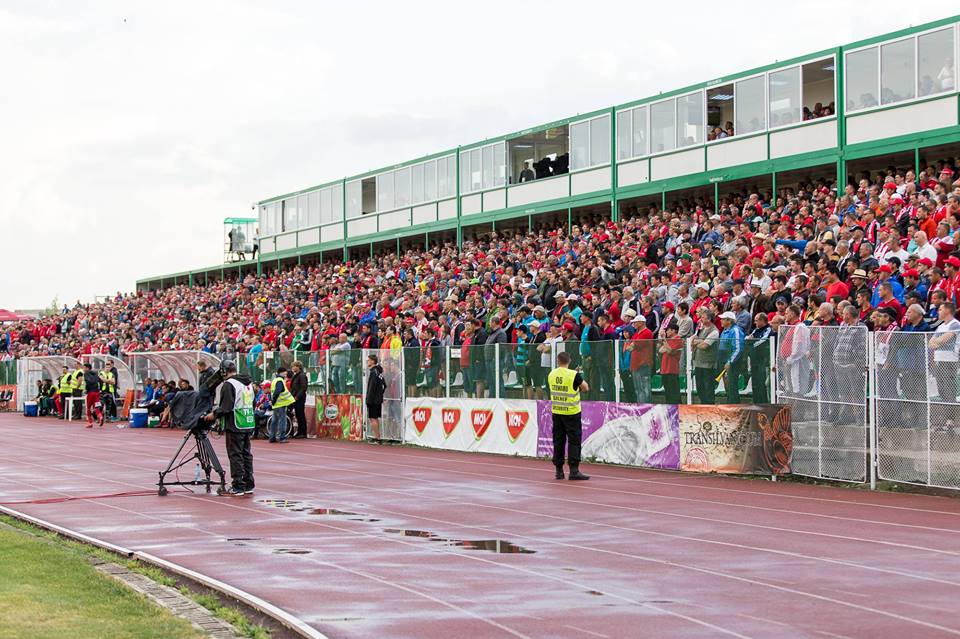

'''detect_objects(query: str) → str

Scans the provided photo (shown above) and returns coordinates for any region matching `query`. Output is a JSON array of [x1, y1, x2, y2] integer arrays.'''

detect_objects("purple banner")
[[537, 401, 680, 470]]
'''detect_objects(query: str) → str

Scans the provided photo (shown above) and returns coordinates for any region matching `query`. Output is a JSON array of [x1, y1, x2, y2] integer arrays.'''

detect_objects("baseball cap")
[[720, 311, 737, 321], [903, 268, 920, 278], [918, 257, 935, 267], [947, 256, 960, 268], [630, 315, 646, 324], [877, 264, 893, 273]]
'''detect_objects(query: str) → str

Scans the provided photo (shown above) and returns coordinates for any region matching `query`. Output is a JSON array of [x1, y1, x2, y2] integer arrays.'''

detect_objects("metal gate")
[[363, 348, 404, 441], [777, 324, 869, 482], [874, 330, 960, 489]]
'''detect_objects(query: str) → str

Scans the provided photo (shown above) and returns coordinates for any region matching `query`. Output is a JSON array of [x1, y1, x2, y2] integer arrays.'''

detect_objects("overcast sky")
[[1, 0, 933, 309]]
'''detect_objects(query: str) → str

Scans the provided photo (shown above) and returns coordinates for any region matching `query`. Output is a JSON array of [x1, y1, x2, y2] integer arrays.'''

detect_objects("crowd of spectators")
[[3, 160, 960, 406]]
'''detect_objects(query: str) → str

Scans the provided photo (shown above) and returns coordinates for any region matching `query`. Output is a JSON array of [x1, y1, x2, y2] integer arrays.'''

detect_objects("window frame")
[[459, 142, 506, 194], [844, 24, 958, 116], [569, 113, 612, 172]]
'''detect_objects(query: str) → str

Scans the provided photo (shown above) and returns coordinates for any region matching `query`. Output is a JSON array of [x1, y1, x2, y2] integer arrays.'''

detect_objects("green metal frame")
[[138, 15, 960, 290]]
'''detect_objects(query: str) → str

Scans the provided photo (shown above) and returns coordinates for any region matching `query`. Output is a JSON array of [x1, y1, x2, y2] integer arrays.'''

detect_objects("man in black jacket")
[[290, 361, 309, 438], [365, 354, 387, 442], [205, 360, 255, 496]]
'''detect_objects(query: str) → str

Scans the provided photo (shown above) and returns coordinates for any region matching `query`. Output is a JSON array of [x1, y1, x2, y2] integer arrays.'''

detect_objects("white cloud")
[[0, 0, 923, 308]]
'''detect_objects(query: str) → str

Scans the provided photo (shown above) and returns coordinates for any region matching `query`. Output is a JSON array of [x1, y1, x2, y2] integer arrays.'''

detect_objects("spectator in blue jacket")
[[718, 311, 746, 404]]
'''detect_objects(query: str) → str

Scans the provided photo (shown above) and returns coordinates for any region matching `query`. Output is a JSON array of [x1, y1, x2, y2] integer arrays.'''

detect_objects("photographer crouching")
[[204, 360, 256, 496]]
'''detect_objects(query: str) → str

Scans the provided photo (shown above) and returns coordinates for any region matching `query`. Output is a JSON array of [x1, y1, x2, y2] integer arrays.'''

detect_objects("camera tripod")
[[157, 426, 226, 496]]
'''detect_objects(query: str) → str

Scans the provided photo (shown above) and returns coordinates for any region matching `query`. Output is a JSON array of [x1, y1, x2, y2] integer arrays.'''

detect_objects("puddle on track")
[[383, 529, 535, 554], [274, 548, 312, 555]]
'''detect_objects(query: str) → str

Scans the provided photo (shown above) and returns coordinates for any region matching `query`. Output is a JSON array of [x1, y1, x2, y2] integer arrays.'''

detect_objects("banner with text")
[[678, 404, 792, 475], [404, 398, 538, 456], [315, 394, 364, 441], [536, 401, 680, 470]]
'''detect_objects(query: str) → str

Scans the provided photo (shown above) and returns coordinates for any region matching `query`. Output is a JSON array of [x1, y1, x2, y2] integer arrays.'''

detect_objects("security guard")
[[58, 366, 73, 419], [267, 367, 295, 443], [98, 366, 117, 421], [548, 351, 590, 481], [71, 365, 85, 420]]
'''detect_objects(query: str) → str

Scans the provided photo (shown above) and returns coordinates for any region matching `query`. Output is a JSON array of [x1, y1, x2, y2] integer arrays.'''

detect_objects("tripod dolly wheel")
[[158, 486, 168, 497], [216, 487, 227, 496]]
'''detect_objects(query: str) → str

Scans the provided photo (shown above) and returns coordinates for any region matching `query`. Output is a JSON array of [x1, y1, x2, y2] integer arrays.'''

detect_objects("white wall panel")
[[617, 159, 649, 187], [260, 237, 276, 255], [438, 199, 457, 220], [770, 120, 837, 158], [276, 232, 296, 251], [483, 188, 506, 212], [707, 135, 767, 170], [321, 223, 343, 243], [571, 167, 611, 195], [297, 228, 320, 247], [348, 216, 377, 238], [846, 97, 957, 145], [507, 176, 569, 207], [412, 204, 437, 226], [650, 148, 704, 181], [461, 193, 482, 216], [379, 209, 411, 231]]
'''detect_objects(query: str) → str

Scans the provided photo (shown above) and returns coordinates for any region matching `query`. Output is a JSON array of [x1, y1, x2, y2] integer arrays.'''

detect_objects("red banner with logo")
[[405, 398, 538, 456]]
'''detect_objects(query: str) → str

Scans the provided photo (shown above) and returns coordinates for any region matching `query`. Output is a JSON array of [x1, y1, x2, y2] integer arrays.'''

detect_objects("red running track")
[[2, 415, 960, 639]]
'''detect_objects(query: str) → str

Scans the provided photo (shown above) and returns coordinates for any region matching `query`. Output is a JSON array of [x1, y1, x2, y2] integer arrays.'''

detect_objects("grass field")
[[0, 522, 203, 639]]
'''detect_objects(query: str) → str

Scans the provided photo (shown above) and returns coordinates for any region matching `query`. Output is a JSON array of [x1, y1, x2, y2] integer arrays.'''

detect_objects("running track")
[[2, 415, 960, 638]]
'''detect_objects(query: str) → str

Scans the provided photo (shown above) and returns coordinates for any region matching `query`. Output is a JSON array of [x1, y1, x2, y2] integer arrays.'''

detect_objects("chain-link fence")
[[875, 330, 960, 489], [777, 324, 869, 482]]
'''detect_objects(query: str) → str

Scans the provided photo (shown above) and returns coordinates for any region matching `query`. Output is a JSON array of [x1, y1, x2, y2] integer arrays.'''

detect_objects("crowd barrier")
[[12, 328, 960, 489], [402, 397, 792, 476]]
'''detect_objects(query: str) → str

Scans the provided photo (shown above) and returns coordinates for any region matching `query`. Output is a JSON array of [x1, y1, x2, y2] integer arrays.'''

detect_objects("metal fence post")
[[494, 343, 501, 400], [685, 337, 694, 405], [614, 339, 621, 404], [816, 329, 823, 480], [867, 335, 877, 491], [925, 333, 932, 486], [445, 346, 451, 399], [769, 337, 777, 404]]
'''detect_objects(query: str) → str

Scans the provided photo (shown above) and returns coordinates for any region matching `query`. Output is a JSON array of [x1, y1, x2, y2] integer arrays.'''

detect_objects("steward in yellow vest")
[[548, 351, 590, 481]]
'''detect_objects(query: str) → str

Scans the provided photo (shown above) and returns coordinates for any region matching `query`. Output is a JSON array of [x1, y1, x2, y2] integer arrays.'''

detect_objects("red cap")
[[780, 215, 792, 223], [803, 217, 814, 226], [918, 257, 935, 267], [562, 321, 575, 331], [941, 167, 954, 176], [903, 268, 920, 278], [947, 257, 960, 268], [883, 182, 896, 189], [663, 302, 675, 311], [877, 264, 893, 273]]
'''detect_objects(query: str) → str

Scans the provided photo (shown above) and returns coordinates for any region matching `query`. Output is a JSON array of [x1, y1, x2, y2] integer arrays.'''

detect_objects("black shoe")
[[268, 439, 276, 443], [568, 470, 590, 481], [294, 434, 307, 439], [225, 487, 246, 496], [555, 467, 565, 480]]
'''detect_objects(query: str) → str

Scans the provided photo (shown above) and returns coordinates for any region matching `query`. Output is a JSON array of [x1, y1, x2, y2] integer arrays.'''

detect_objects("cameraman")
[[205, 360, 255, 496]]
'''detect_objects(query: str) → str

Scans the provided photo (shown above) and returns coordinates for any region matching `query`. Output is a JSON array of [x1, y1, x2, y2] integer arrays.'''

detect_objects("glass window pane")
[[676, 92, 703, 147], [445, 157, 456, 197], [769, 66, 801, 127], [919, 29, 955, 96], [438, 158, 449, 198], [632, 106, 647, 157], [331, 185, 343, 221], [570, 121, 589, 170], [395, 167, 410, 207], [307, 189, 330, 226], [735, 75, 765, 134], [459, 151, 471, 193], [272, 203, 281, 235], [411, 163, 424, 204], [482, 145, 494, 189], [318, 189, 331, 224], [617, 110, 632, 161], [470, 148, 481, 191], [424, 160, 437, 201], [590, 115, 610, 166], [494, 143, 506, 187], [845, 47, 879, 111], [297, 194, 308, 230], [881, 38, 916, 105], [282, 198, 296, 232], [346, 181, 361, 218], [377, 172, 394, 212], [650, 99, 676, 153]]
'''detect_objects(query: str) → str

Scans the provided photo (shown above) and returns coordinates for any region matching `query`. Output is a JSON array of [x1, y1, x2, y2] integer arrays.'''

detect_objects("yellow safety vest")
[[270, 377, 295, 408], [549, 367, 581, 415], [72, 370, 84, 391], [59, 373, 73, 394], [99, 370, 116, 394]]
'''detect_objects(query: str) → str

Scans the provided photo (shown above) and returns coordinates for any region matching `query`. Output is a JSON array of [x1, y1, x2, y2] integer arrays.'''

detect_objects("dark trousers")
[[726, 358, 744, 404], [225, 430, 254, 491], [750, 366, 769, 404], [620, 370, 637, 404], [933, 361, 959, 427], [552, 412, 583, 468], [294, 397, 307, 437], [694, 367, 716, 404], [662, 374, 681, 405]]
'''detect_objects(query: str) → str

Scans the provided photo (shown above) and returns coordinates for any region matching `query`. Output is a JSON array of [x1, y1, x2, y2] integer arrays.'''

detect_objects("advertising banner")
[[404, 398, 538, 456], [536, 401, 680, 470], [315, 394, 364, 441], [678, 404, 792, 475]]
